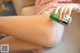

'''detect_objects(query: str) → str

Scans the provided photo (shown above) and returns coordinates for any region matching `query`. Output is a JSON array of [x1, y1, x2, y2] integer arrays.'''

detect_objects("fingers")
[[67, 7, 72, 16], [59, 6, 65, 20], [62, 7, 68, 21], [54, 6, 72, 21]]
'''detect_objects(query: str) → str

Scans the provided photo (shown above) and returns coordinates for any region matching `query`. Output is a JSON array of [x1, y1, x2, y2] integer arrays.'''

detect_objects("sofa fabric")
[[12, 0, 35, 15], [21, 0, 35, 7], [21, 6, 35, 16]]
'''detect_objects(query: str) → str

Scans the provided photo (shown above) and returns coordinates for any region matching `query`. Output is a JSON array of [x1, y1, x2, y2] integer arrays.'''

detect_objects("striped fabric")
[[35, 0, 72, 14]]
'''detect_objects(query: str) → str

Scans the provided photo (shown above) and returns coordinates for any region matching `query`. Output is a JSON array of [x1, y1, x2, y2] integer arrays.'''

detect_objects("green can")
[[50, 10, 72, 26]]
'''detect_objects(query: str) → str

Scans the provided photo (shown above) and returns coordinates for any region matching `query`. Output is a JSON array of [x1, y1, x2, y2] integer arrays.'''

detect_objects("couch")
[[12, 0, 35, 16]]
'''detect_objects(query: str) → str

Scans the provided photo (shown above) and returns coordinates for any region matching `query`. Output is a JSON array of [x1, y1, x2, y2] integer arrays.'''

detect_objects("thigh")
[[0, 36, 42, 52]]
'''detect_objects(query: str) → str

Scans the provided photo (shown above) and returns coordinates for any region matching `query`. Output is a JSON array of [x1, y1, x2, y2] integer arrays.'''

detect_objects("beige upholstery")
[[12, 0, 35, 15], [21, 0, 35, 7], [21, 6, 35, 16]]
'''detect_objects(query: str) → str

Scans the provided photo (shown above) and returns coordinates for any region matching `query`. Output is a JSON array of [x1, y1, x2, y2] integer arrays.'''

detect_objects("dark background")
[[0, 1, 16, 39]]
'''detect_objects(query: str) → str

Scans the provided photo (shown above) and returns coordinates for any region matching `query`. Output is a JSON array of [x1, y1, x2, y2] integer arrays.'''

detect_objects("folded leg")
[[0, 36, 42, 52]]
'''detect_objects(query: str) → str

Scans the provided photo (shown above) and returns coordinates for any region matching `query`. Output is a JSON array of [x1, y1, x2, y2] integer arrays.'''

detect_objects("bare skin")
[[0, 1, 79, 52], [0, 36, 42, 52], [0, 15, 60, 51]]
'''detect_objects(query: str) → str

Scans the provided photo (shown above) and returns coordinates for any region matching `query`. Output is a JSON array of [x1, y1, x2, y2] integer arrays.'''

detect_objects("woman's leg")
[[0, 15, 57, 47], [35, 0, 64, 46], [0, 15, 64, 47], [0, 36, 42, 52]]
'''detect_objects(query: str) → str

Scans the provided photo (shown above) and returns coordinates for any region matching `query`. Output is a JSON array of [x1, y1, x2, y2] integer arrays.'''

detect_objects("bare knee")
[[40, 34, 63, 48], [38, 36, 56, 47], [41, 40, 55, 48], [40, 23, 64, 47]]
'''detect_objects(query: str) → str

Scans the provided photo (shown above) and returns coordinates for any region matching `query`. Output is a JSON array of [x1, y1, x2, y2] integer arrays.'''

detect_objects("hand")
[[54, 4, 78, 21]]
